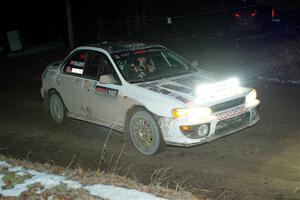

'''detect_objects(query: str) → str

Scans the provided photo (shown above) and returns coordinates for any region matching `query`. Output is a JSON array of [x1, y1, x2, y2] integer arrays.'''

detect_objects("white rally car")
[[41, 42, 260, 155]]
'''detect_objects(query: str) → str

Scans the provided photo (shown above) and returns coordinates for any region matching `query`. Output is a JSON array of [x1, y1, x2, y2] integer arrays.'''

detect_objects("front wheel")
[[129, 110, 165, 156]]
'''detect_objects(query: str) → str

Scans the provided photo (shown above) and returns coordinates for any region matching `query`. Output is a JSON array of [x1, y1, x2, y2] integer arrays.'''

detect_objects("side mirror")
[[99, 74, 117, 84], [191, 60, 199, 68]]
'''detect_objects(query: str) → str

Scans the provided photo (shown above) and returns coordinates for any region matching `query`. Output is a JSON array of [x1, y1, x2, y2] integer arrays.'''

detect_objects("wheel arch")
[[124, 105, 161, 135], [43, 88, 69, 113], [124, 105, 147, 134]]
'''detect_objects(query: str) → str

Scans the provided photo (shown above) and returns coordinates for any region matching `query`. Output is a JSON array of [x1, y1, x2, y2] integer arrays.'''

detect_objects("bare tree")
[[134, 3, 141, 32], [142, 0, 146, 31], [65, 0, 74, 49], [126, 13, 131, 37]]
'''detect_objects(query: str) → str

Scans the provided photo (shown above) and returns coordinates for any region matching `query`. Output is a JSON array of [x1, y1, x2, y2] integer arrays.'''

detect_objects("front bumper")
[[161, 103, 260, 147]]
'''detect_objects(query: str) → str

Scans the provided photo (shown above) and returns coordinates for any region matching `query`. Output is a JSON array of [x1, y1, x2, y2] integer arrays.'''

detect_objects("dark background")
[[1, 0, 300, 50]]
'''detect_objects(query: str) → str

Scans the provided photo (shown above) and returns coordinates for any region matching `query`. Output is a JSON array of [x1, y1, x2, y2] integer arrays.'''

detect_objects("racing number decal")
[[95, 86, 118, 97]]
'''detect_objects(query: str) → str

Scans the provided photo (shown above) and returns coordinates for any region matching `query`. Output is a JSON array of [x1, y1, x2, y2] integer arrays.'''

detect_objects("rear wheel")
[[129, 109, 164, 155], [49, 92, 66, 124]]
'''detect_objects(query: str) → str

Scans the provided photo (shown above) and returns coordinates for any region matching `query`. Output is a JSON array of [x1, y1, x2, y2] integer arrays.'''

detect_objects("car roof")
[[87, 41, 165, 54]]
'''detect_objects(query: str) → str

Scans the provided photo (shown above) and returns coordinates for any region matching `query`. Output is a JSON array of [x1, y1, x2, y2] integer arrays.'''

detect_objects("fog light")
[[250, 108, 259, 121], [180, 124, 210, 139], [197, 124, 209, 137]]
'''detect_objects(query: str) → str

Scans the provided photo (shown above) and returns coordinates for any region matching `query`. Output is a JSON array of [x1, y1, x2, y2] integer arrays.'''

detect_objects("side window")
[[63, 51, 87, 75], [166, 52, 186, 69], [84, 52, 102, 79], [84, 51, 121, 83]]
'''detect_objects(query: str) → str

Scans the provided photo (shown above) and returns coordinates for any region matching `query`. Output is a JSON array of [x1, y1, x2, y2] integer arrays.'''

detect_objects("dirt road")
[[0, 42, 300, 199]]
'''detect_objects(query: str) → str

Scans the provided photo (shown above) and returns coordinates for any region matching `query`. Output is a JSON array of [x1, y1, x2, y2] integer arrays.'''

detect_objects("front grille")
[[211, 97, 245, 113], [215, 112, 250, 136]]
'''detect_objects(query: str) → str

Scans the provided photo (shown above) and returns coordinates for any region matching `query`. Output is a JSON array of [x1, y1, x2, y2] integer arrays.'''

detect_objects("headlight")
[[172, 107, 212, 120], [245, 89, 258, 107], [195, 78, 242, 103]]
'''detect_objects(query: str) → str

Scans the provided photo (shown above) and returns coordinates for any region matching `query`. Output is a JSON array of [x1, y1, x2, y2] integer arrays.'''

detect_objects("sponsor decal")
[[66, 66, 84, 75], [139, 84, 164, 93], [216, 105, 246, 121], [161, 84, 191, 94], [138, 83, 152, 88], [138, 83, 190, 103], [168, 92, 178, 98], [174, 95, 190, 103], [71, 68, 83, 74], [160, 89, 171, 95], [150, 81, 158, 85], [95, 86, 118, 97], [147, 85, 162, 93], [138, 82, 158, 88], [70, 60, 85, 67]]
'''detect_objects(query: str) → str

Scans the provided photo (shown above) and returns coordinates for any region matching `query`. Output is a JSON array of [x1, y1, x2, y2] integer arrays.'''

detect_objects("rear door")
[[57, 50, 88, 115]]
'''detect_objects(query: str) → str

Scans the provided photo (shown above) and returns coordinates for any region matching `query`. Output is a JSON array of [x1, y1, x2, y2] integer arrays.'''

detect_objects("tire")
[[48, 92, 66, 124], [129, 109, 165, 156]]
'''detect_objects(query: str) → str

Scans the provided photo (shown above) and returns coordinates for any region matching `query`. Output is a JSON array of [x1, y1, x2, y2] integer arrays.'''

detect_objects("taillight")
[[234, 12, 240, 17], [272, 8, 275, 18], [250, 12, 256, 17]]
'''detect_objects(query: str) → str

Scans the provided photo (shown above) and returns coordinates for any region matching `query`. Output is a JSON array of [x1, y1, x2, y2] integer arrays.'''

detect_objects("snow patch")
[[61, 179, 82, 189], [0, 161, 167, 200], [8, 166, 23, 172], [15, 171, 28, 176], [0, 161, 12, 168], [85, 184, 166, 200], [0, 174, 4, 188], [0, 168, 82, 196]]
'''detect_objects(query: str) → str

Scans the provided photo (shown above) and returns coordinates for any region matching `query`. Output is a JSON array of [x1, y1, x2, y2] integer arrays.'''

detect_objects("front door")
[[82, 50, 126, 127]]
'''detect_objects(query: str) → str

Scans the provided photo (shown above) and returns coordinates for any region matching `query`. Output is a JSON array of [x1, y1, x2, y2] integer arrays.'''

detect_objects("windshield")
[[112, 48, 198, 83]]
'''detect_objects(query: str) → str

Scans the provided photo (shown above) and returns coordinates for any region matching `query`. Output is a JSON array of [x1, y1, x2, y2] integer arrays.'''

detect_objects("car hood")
[[137, 70, 249, 106]]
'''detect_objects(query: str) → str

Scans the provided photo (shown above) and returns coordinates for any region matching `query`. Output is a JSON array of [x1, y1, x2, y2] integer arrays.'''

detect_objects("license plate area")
[[216, 105, 246, 121]]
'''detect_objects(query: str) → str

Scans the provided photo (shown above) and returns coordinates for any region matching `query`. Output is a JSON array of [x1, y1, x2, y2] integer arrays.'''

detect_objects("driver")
[[131, 56, 154, 78]]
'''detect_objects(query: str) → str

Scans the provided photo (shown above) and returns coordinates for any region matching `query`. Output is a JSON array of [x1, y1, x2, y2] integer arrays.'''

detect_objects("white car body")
[[41, 42, 260, 148]]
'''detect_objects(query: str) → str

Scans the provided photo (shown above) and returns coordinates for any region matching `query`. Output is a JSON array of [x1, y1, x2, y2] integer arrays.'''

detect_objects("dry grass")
[[97, 127, 113, 171], [0, 155, 199, 199], [0, 131, 201, 200], [91, 128, 199, 199]]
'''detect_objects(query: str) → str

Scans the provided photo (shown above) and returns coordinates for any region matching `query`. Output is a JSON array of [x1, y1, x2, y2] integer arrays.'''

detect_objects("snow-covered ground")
[[0, 161, 166, 200]]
